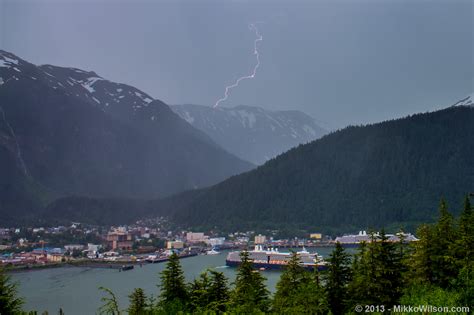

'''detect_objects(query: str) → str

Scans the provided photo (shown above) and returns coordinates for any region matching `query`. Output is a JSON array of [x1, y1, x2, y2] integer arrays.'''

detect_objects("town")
[[0, 218, 417, 271]]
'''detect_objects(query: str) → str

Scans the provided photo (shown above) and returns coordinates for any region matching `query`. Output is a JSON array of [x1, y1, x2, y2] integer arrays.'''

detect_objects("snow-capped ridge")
[[171, 104, 327, 164]]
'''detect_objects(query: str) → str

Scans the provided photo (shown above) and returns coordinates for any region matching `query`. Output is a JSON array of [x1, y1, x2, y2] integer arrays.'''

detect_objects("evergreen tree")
[[431, 199, 458, 288], [157, 252, 188, 311], [273, 251, 308, 310], [188, 269, 229, 312], [372, 230, 405, 306], [230, 251, 270, 313], [348, 241, 367, 306], [349, 231, 405, 307], [207, 270, 230, 313], [409, 224, 435, 284], [458, 195, 473, 262], [188, 272, 211, 312], [98, 286, 121, 315], [273, 252, 328, 314], [0, 267, 24, 315], [127, 288, 148, 315], [325, 242, 352, 315]]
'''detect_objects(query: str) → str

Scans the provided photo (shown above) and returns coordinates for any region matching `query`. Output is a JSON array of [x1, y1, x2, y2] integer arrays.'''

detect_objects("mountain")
[[171, 104, 326, 165], [0, 50, 253, 221], [152, 96, 474, 234]]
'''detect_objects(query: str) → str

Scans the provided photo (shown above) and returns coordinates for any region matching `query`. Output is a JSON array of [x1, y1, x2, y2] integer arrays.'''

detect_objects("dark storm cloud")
[[1, 0, 472, 127]]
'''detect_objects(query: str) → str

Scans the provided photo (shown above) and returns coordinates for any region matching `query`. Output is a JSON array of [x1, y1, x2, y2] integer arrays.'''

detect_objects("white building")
[[186, 232, 208, 243], [207, 237, 225, 246]]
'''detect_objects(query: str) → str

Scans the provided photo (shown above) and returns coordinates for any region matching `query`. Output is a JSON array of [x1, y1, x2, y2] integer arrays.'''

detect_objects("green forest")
[[2, 195, 473, 314], [158, 106, 474, 234], [33, 106, 474, 236]]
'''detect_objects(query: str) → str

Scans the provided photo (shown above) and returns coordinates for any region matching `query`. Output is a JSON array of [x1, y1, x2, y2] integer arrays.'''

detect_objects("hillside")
[[154, 100, 474, 233], [0, 50, 253, 222], [171, 104, 326, 164]]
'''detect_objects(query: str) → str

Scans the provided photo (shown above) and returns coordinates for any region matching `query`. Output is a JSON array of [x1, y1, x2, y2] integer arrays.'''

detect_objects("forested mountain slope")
[[154, 103, 474, 233], [0, 50, 253, 223]]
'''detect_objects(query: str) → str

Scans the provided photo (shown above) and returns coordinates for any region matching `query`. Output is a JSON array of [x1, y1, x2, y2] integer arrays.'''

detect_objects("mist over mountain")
[[0, 50, 253, 222], [172, 104, 326, 165]]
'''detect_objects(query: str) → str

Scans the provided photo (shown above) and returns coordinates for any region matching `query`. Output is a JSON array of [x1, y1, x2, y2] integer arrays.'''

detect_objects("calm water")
[[11, 247, 338, 314]]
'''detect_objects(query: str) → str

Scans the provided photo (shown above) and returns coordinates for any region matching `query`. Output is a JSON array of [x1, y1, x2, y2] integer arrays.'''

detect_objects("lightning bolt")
[[214, 23, 263, 108]]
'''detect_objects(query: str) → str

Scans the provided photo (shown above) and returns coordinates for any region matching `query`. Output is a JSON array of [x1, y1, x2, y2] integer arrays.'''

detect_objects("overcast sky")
[[1, 0, 472, 127]]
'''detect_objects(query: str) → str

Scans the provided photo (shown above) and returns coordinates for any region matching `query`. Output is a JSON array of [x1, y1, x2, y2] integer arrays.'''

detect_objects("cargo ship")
[[226, 245, 327, 271]]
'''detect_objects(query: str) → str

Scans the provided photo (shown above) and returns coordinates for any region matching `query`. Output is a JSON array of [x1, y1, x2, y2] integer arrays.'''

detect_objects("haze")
[[1, 0, 472, 128]]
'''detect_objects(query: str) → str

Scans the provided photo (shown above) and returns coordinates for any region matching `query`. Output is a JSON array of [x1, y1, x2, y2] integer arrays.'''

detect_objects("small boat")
[[206, 248, 220, 255], [120, 265, 134, 271]]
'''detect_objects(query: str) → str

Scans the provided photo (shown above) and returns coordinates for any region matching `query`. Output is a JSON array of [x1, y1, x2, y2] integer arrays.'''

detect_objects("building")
[[207, 237, 225, 246], [87, 243, 101, 253], [186, 232, 208, 243], [106, 231, 133, 251], [47, 253, 66, 263], [167, 240, 184, 249], [64, 244, 85, 251], [254, 234, 266, 244], [310, 233, 322, 240]]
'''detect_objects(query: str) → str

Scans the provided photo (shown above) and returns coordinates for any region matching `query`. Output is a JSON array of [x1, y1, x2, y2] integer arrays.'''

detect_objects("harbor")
[[10, 246, 336, 315]]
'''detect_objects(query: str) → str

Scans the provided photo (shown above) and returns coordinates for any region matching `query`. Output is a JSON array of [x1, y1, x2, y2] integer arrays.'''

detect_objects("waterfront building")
[[64, 244, 85, 251], [207, 237, 225, 246], [310, 233, 322, 240], [106, 231, 133, 251], [254, 234, 267, 244], [47, 253, 66, 263], [186, 232, 208, 243], [167, 240, 184, 249]]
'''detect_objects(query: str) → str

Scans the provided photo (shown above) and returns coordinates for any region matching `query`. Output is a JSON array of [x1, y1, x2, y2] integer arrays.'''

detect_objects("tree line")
[[1, 196, 472, 314]]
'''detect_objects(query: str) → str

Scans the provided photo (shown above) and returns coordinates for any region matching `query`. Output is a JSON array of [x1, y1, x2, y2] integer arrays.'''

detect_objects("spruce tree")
[[432, 199, 458, 287], [409, 224, 435, 284], [273, 251, 308, 310], [207, 270, 230, 312], [127, 288, 148, 315], [157, 252, 188, 311], [458, 195, 473, 262], [0, 267, 24, 315], [230, 251, 270, 313], [372, 230, 404, 306], [273, 252, 328, 314], [188, 272, 211, 312], [325, 242, 352, 315], [348, 241, 370, 306], [98, 286, 121, 315], [188, 269, 230, 313]]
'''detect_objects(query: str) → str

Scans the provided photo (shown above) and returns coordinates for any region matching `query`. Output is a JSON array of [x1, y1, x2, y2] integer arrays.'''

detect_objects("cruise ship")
[[334, 231, 419, 247], [226, 245, 327, 271]]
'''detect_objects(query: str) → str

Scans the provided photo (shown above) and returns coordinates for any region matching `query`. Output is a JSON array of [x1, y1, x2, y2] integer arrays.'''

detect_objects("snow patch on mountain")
[[454, 93, 473, 107], [172, 104, 327, 164], [0, 56, 19, 68], [82, 77, 103, 93]]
